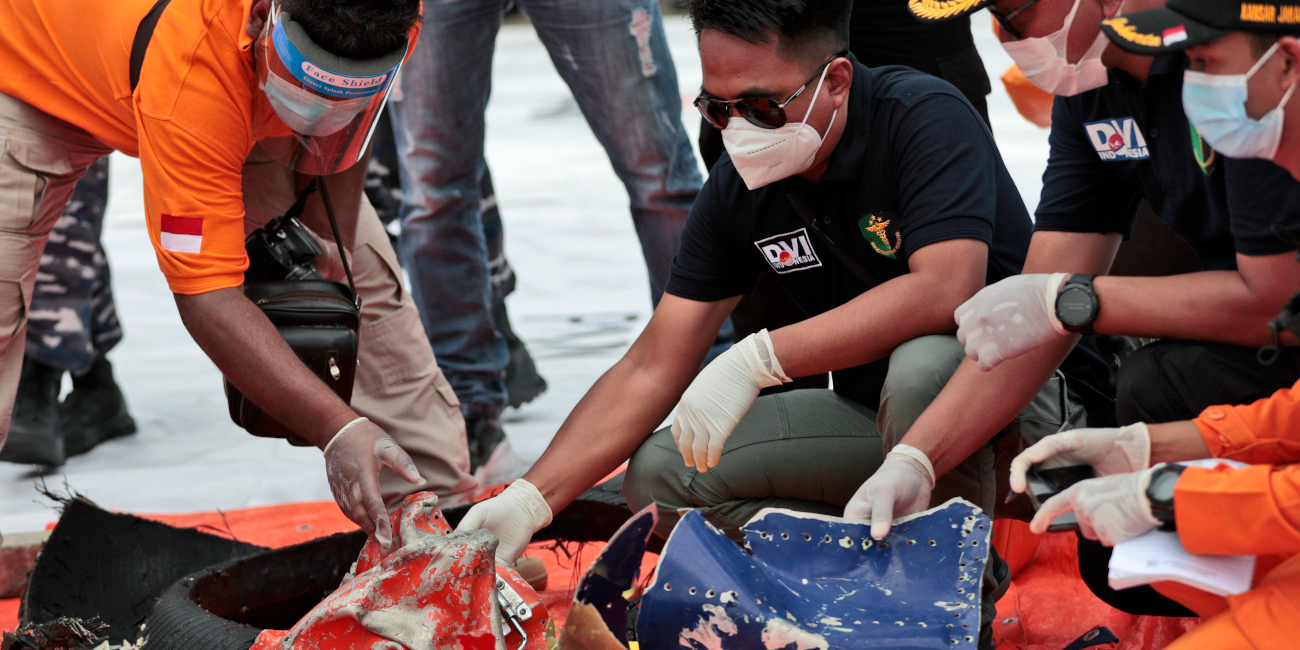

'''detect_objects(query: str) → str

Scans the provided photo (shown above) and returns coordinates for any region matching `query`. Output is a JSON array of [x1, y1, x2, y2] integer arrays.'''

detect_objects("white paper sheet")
[[1108, 459, 1254, 596]]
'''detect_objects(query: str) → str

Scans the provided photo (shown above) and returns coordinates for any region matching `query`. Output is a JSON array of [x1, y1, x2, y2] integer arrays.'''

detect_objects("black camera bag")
[[224, 180, 362, 446]]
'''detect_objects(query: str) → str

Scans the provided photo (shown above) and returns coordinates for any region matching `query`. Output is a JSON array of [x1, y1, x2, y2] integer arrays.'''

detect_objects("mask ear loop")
[[799, 60, 839, 140], [1060, 0, 1115, 61], [1247, 41, 1298, 124], [1058, 0, 1086, 36], [1268, 42, 1298, 112], [1247, 41, 1284, 80], [799, 61, 833, 125]]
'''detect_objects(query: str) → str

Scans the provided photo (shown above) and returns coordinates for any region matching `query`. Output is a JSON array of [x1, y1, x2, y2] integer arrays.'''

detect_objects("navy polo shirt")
[[1036, 54, 1300, 270], [666, 56, 1031, 409]]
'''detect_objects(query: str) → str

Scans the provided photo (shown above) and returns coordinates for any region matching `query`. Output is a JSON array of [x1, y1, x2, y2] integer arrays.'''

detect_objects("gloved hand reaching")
[[1030, 468, 1162, 545], [955, 273, 1070, 371], [673, 329, 791, 472], [455, 479, 553, 565], [844, 444, 937, 540], [1009, 423, 1152, 494], [324, 417, 424, 553]]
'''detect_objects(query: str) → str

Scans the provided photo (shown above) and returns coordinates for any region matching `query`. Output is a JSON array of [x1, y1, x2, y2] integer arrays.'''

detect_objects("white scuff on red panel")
[[160, 215, 203, 253]]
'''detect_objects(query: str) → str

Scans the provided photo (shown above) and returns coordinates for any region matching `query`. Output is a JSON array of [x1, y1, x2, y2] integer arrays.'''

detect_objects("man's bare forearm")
[[1093, 253, 1300, 346], [772, 239, 989, 377], [175, 287, 357, 448], [897, 231, 1121, 473], [522, 356, 691, 512], [1150, 420, 1211, 464], [902, 339, 1077, 475], [522, 294, 738, 513]]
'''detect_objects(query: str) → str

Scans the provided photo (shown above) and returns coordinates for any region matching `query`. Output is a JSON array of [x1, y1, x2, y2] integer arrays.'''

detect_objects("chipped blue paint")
[[638, 499, 991, 649]]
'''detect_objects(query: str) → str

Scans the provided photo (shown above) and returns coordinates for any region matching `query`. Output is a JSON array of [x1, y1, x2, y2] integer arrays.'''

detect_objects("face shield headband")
[[254, 4, 409, 175]]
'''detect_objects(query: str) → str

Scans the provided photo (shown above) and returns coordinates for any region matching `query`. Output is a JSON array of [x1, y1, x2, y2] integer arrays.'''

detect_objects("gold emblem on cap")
[[1102, 17, 1161, 47], [908, 0, 988, 20]]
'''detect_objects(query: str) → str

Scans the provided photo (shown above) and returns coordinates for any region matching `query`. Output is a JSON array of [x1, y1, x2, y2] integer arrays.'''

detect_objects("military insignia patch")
[[858, 213, 902, 259], [1189, 122, 1217, 176]]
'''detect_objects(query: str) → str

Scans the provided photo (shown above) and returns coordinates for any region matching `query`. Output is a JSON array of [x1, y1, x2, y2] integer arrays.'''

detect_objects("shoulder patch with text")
[[1084, 118, 1150, 161], [755, 228, 822, 274]]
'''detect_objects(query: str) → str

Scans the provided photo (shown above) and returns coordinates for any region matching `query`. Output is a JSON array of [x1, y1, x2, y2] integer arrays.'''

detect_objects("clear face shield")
[[253, 3, 408, 175]]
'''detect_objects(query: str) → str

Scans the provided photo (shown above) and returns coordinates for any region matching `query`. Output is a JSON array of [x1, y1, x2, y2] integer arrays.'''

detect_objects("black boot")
[[1, 358, 65, 466], [492, 300, 547, 409], [61, 355, 136, 457]]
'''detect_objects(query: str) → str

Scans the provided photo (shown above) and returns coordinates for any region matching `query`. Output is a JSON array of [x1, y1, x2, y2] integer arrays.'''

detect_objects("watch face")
[[1057, 287, 1095, 327], [1150, 470, 1181, 501]]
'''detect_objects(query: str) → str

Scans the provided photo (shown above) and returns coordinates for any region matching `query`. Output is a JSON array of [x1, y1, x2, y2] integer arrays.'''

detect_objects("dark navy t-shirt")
[[1036, 54, 1300, 270], [666, 57, 1031, 409]]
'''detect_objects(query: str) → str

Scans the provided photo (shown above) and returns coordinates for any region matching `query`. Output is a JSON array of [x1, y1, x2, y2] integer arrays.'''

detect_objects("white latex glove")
[[672, 329, 791, 472], [843, 445, 937, 540], [955, 273, 1070, 371], [1009, 423, 1152, 494], [455, 479, 553, 565], [324, 417, 425, 552], [1031, 468, 1162, 545]]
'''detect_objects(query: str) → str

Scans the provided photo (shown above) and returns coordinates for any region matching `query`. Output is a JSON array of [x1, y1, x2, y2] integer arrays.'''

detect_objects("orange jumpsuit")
[[1156, 379, 1300, 650]]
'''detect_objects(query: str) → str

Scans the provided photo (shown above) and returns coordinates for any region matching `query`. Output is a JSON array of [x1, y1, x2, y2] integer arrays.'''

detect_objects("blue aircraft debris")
[[637, 499, 992, 649]]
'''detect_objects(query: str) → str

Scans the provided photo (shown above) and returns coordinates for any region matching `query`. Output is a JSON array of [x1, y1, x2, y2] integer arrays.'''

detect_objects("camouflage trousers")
[[24, 156, 120, 375]]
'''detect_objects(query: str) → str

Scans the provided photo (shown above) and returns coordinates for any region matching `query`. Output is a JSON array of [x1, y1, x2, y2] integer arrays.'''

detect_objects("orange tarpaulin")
[[1, 502, 1195, 647], [0, 499, 653, 633]]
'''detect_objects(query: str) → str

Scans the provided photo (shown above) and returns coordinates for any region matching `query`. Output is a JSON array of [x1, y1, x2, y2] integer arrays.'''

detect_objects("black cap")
[[907, 0, 995, 22], [1103, 0, 1300, 55]]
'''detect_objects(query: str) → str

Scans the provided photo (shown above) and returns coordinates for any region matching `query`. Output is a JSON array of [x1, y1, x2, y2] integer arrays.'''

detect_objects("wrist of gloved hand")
[[673, 329, 791, 472], [1044, 272, 1070, 335], [844, 444, 936, 540], [886, 444, 936, 488], [1009, 422, 1152, 494], [454, 478, 553, 565], [1030, 467, 1161, 545], [324, 417, 424, 553]]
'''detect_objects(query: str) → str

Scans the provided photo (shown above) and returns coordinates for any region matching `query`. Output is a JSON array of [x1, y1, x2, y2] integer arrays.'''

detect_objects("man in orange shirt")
[[0, 0, 480, 549], [1008, 381, 1300, 648]]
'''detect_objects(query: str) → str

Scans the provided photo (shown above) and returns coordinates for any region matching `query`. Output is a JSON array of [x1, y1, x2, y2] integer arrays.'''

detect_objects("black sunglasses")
[[694, 51, 848, 130], [989, 0, 1045, 40]]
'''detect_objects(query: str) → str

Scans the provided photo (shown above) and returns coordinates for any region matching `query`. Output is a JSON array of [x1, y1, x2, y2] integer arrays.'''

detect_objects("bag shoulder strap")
[[314, 178, 361, 308], [130, 0, 174, 93], [785, 193, 881, 290]]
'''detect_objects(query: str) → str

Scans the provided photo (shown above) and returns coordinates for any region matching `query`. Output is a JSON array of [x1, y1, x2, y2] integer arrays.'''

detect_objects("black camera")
[[244, 187, 325, 283], [228, 179, 361, 445]]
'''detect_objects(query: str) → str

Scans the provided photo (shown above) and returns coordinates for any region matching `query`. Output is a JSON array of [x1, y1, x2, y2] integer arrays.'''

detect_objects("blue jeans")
[[388, 0, 702, 420]]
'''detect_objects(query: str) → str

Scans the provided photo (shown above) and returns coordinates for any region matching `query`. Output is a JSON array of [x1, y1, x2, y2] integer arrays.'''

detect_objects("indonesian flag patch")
[[160, 215, 203, 253], [1162, 25, 1188, 46]]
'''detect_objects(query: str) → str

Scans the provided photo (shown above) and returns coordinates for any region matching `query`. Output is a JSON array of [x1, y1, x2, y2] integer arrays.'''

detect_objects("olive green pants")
[[624, 335, 1082, 539]]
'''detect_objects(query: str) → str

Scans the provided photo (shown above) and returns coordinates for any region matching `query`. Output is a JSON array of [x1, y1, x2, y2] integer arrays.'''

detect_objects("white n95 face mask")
[[721, 64, 838, 190], [1001, 0, 1111, 97], [1182, 42, 1297, 160]]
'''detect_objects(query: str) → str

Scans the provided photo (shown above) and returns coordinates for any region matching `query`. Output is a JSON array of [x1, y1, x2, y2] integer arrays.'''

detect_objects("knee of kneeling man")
[[880, 337, 964, 429], [884, 337, 963, 393], [623, 432, 682, 513]]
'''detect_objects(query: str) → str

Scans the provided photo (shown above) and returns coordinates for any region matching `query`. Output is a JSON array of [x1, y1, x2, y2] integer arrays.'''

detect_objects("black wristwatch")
[[1055, 274, 1099, 333], [1145, 463, 1186, 531]]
